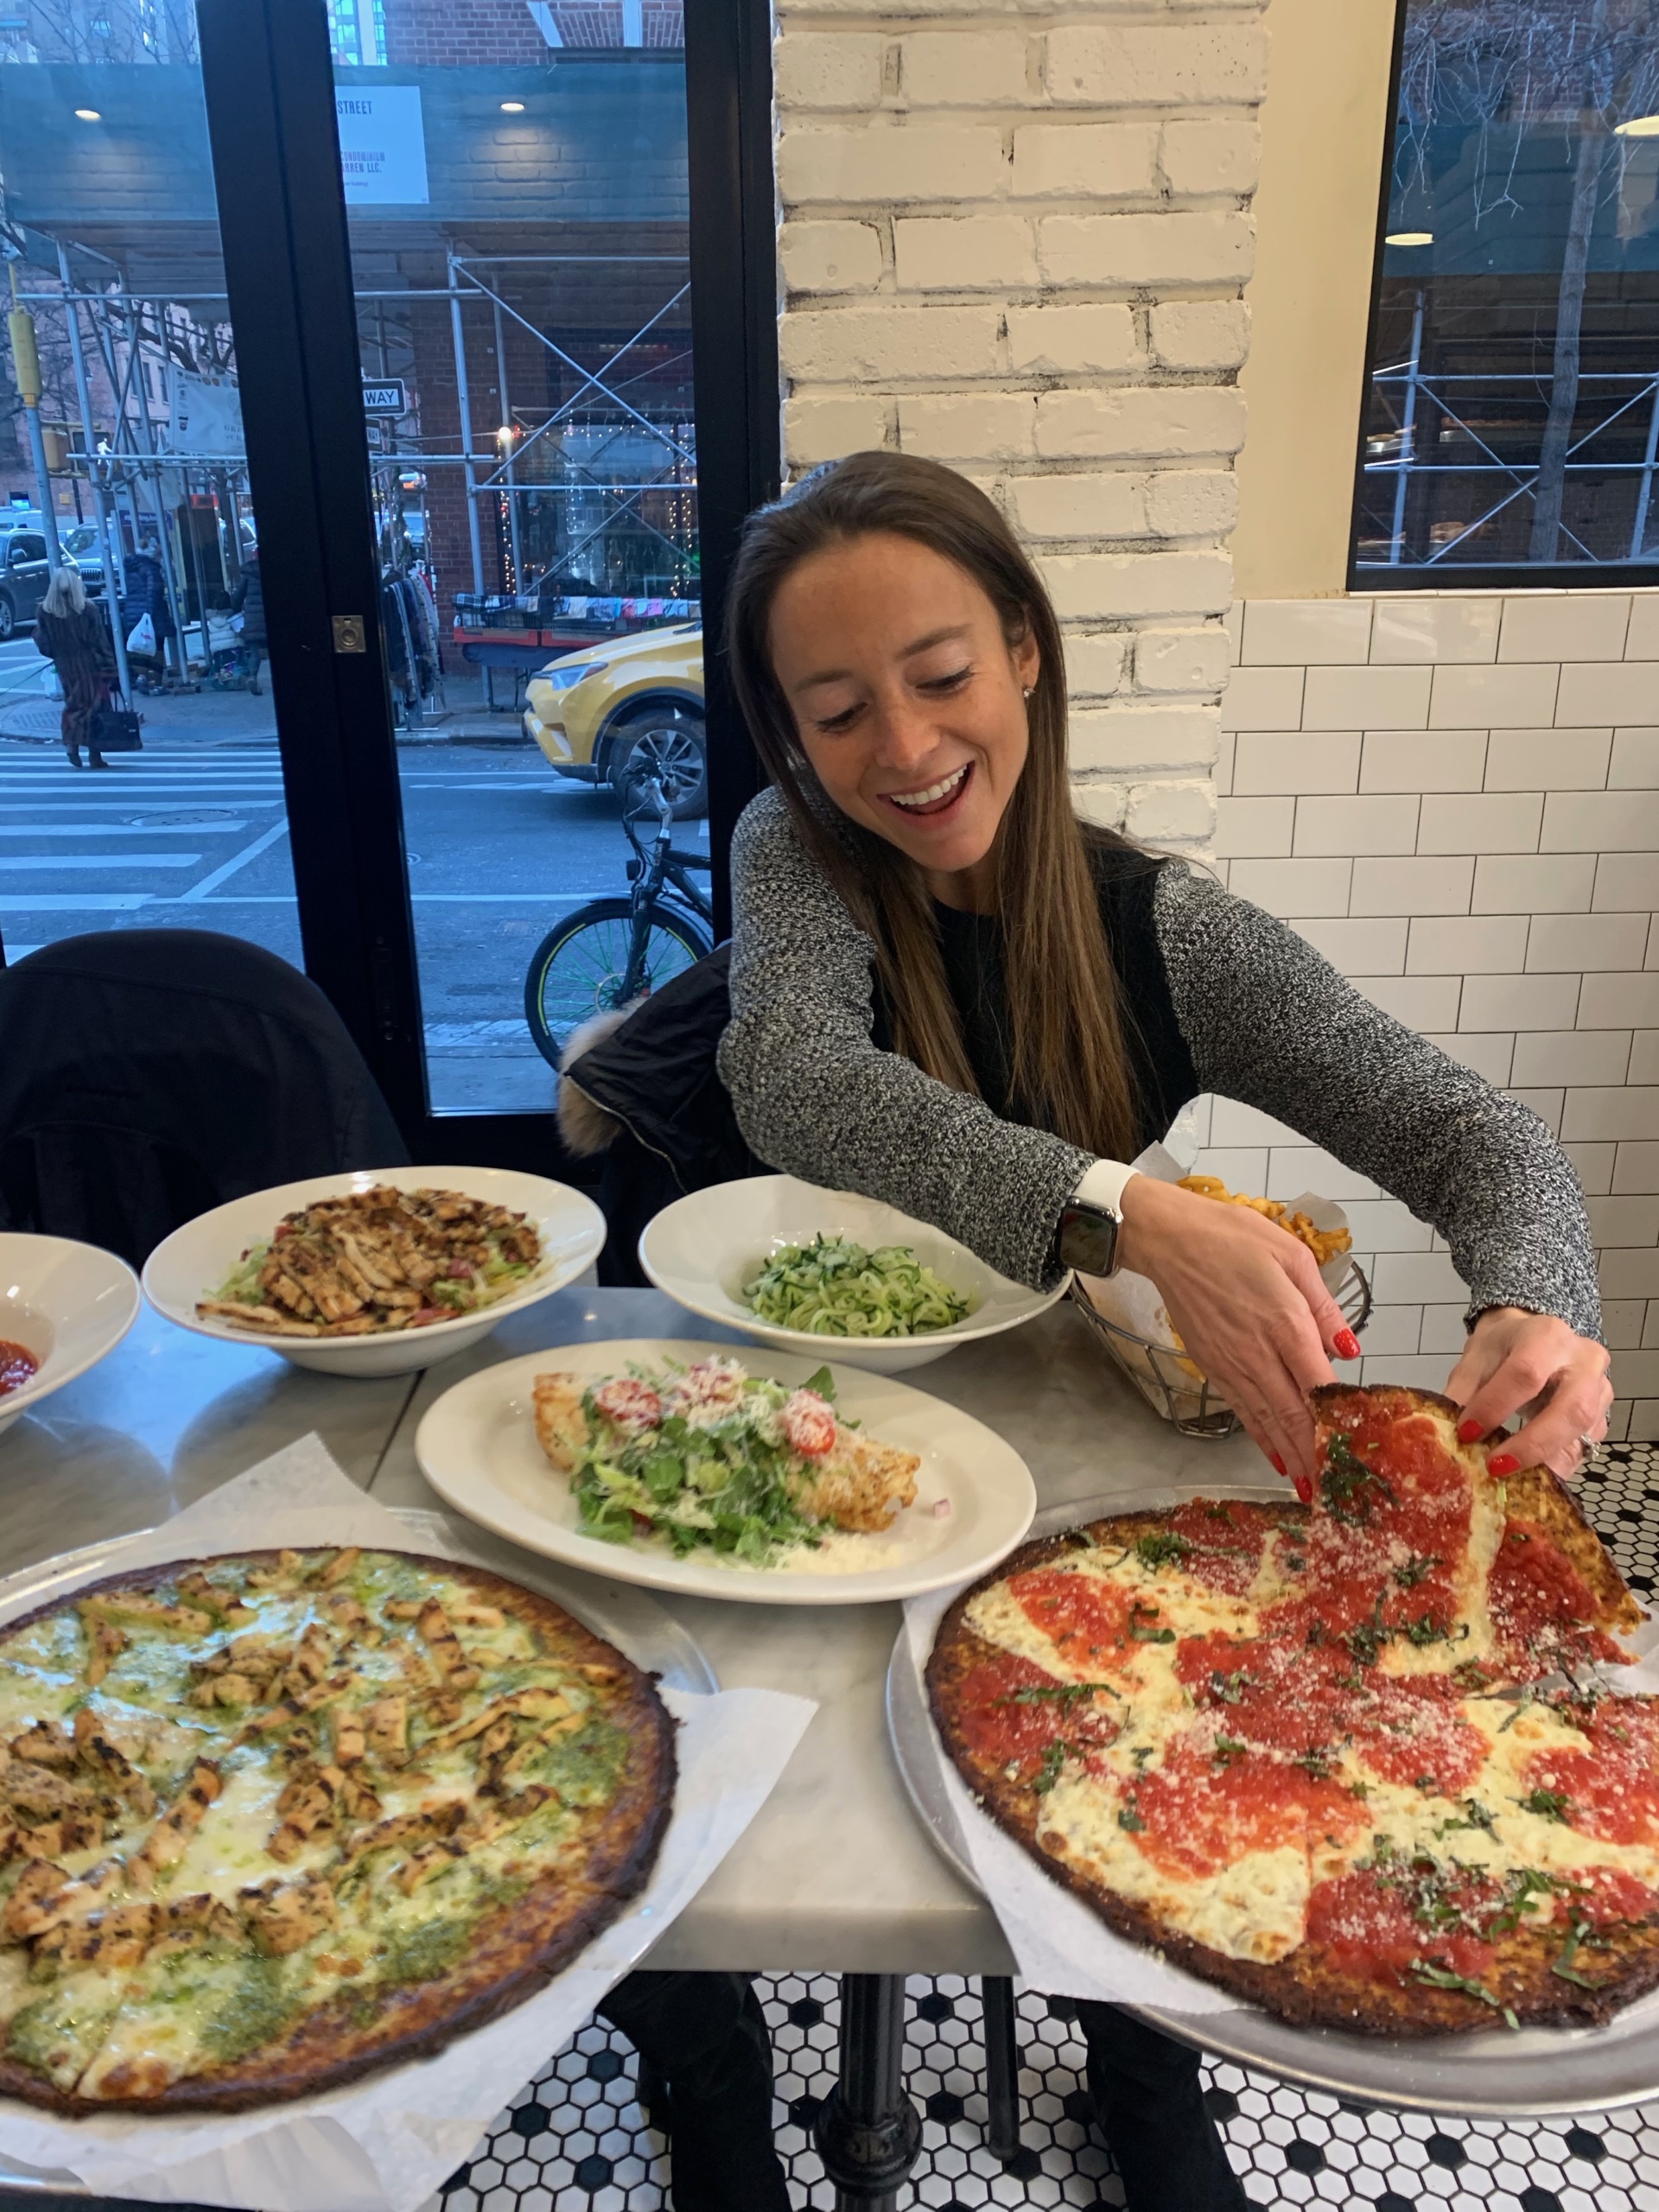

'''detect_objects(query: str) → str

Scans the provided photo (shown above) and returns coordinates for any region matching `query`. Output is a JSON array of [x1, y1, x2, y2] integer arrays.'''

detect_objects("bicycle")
[[524, 773, 715, 1069]]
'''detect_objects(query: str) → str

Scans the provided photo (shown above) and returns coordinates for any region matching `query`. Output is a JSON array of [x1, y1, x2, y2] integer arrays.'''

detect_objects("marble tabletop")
[[0, 1286, 1268, 1980], [369, 1286, 1266, 1978]]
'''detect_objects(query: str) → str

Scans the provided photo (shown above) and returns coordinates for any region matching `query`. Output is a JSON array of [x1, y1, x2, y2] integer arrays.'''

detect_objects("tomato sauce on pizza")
[[929, 1383, 1659, 2036]]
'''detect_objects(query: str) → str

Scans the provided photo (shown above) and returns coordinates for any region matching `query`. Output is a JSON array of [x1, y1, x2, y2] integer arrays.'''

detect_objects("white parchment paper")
[[0, 1439, 817, 2211], [904, 1580, 1249, 2019]]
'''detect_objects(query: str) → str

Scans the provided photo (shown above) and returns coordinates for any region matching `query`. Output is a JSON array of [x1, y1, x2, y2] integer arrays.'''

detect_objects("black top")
[[933, 842, 1198, 1155]]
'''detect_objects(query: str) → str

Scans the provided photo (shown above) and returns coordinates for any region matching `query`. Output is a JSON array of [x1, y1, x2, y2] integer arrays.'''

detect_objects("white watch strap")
[[1072, 1159, 1141, 1220]]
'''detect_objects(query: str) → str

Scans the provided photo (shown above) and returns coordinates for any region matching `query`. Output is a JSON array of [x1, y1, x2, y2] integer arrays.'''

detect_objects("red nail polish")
[[1333, 1329, 1361, 1363], [1294, 1474, 1313, 1503], [1457, 1418, 1484, 1445], [1487, 1453, 1520, 1478], [1269, 1452, 1287, 1476]]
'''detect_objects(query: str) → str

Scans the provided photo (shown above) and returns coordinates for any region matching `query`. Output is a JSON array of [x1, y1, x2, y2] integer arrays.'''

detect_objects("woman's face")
[[766, 531, 1039, 904]]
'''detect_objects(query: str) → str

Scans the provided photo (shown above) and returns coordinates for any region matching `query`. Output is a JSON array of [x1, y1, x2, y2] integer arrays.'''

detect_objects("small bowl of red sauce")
[[0, 1234, 141, 1437], [0, 1338, 40, 1397]]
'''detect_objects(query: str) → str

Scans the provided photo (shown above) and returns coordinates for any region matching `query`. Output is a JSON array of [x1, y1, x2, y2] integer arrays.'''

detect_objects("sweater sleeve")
[[716, 791, 1091, 1290], [1154, 865, 1603, 1340]]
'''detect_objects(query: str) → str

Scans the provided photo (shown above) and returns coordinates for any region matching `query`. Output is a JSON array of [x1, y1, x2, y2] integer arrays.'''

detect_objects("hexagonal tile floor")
[[430, 1440, 1659, 2210]]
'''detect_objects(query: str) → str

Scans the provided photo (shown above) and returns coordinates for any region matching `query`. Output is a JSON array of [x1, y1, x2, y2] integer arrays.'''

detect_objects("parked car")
[[524, 622, 706, 818], [0, 529, 105, 641]]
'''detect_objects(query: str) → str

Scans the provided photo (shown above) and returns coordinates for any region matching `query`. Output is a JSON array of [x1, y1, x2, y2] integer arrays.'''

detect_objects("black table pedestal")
[[815, 1973, 922, 2211]]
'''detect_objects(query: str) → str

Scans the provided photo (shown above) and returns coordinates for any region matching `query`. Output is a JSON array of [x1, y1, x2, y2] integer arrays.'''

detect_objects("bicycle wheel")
[[524, 896, 710, 1070]]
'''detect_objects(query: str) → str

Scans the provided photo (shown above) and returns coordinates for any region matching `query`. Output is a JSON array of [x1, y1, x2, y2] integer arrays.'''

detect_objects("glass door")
[[333, 12, 709, 1113], [0, 16, 302, 970]]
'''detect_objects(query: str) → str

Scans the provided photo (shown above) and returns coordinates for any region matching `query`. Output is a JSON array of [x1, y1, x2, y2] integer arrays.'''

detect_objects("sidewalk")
[[0, 687, 277, 749]]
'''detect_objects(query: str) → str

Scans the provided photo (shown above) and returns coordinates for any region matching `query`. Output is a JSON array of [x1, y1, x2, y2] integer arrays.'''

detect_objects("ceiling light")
[[1387, 230, 1433, 245], [1616, 113, 1659, 137], [499, 99, 525, 111], [74, 107, 102, 121]]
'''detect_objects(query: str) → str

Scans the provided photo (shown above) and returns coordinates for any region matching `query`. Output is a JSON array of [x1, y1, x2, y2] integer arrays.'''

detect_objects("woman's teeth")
[[887, 766, 969, 811]]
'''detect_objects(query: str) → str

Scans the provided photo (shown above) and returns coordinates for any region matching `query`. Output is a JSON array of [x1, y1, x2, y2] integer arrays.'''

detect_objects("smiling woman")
[[717, 452, 1612, 1497]]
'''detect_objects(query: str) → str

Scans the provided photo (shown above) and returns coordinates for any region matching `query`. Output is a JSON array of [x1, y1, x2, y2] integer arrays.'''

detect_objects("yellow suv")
[[524, 623, 706, 817]]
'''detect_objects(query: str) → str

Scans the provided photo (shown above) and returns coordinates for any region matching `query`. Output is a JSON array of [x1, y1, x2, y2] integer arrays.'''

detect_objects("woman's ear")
[[1012, 625, 1041, 695]]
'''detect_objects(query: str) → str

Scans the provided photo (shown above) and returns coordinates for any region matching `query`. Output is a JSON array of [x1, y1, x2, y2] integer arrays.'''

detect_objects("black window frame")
[[1347, 0, 1659, 595], [46, 0, 782, 1172]]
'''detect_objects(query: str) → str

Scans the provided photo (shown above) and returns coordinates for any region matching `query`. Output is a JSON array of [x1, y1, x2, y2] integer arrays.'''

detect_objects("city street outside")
[[0, 643, 682, 1114]]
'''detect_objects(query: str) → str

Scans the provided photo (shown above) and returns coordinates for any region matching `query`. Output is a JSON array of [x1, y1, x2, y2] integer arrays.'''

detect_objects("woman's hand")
[[1115, 1177, 1358, 1489], [1443, 1307, 1612, 1481]]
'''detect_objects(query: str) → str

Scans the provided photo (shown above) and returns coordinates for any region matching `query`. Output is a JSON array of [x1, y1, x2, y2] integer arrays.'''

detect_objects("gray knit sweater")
[[716, 790, 1601, 1338]]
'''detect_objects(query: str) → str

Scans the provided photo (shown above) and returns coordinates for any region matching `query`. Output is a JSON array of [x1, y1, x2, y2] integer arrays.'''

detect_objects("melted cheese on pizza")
[[938, 1391, 1659, 2025], [0, 1548, 650, 2104]]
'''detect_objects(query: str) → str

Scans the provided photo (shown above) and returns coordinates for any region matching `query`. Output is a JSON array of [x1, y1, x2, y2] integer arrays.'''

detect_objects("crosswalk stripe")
[[0, 854, 202, 869], [0, 823, 251, 837]]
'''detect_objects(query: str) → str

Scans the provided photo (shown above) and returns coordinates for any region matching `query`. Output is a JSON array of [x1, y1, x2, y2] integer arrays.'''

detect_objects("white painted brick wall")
[[775, 0, 1268, 844], [1202, 589, 1659, 1442]]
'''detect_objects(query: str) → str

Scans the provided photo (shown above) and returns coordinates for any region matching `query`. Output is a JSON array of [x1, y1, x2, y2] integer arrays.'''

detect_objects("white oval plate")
[[143, 1166, 606, 1377], [416, 1338, 1038, 1605], [639, 1173, 1065, 1374], [0, 1232, 141, 1440]]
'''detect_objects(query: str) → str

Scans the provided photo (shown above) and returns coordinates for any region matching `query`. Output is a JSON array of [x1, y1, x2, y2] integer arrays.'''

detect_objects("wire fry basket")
[[1069, 1262, 1373, 1440]]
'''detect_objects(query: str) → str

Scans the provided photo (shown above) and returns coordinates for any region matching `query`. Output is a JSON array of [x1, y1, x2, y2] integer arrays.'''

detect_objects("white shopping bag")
[[125, 610, 157, 656]]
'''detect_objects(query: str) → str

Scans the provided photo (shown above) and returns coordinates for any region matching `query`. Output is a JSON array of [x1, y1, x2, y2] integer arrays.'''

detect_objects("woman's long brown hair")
[[725, 449, 1147, 1163]]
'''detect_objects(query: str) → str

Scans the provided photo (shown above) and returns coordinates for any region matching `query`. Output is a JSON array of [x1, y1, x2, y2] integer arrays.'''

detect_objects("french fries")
[[1177, 1175, 1352, 1269]]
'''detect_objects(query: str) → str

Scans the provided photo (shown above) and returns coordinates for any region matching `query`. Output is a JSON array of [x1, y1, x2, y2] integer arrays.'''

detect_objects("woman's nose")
[[870, 698, 936, 772]]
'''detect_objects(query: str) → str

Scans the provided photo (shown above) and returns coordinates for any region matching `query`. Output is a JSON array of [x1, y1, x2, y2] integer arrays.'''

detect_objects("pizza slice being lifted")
[[1306, 1383, 1643, 1683]]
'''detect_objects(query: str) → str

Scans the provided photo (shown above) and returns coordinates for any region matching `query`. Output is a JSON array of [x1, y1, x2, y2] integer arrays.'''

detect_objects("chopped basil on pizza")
[[929, 1385, 1659, 2035]]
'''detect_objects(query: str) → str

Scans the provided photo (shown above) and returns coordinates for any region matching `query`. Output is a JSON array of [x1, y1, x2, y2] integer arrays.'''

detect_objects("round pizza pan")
[[0, 1508, 715, 2195], [887, 1484, 1659, 2119]]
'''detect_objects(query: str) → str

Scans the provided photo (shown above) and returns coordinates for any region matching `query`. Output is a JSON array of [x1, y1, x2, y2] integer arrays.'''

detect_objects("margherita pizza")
[[0, 1547, 673, 2112], [929, 1384, 1659, 2035]]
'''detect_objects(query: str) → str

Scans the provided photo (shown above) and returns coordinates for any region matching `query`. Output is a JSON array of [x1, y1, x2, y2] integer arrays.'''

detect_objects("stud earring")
[[1022, 686, 1033, 700]]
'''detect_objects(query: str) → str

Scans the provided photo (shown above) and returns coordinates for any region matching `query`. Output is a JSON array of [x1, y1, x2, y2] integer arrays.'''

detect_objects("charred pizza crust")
[[928, 1387, 1659, 2038], [0, 1549, 675, 2113]]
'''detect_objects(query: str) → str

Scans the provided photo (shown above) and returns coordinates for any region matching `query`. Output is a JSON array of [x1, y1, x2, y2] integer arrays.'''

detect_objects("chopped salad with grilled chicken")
[[532, 1353, 920, 1562], [199, 1185, 543, 1338]]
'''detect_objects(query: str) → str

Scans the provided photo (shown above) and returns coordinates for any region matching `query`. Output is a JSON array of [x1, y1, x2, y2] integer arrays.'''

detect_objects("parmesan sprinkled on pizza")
[[928, 1385, 1659, 2035]]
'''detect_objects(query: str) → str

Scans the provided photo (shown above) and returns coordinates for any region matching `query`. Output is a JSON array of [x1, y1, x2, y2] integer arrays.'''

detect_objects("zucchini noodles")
[[741, 1233, 971, 1338]]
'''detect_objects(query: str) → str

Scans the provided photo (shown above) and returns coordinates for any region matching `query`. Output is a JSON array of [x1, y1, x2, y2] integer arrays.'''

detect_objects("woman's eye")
[[814, 702, 863, 734], [918, 665, 973, 695]]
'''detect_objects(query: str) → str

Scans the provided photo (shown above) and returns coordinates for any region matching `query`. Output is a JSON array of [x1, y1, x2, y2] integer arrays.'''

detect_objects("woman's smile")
[[880, 762, 973, 819]]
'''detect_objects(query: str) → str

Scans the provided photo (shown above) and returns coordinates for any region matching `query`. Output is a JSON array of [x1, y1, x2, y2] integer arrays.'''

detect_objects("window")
[[0, 0, 775, 1161], [0, 6, 304, 974], [1352, 0, 1659, 583], [335, 9, 708, 1115]]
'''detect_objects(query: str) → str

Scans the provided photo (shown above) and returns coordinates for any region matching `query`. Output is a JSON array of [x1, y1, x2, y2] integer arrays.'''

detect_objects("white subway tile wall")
[[1211, 592, 1659, 1442], [776, 0, 1268, 844]]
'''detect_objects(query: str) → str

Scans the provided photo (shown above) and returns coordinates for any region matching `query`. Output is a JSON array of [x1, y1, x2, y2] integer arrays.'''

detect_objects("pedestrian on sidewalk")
[[35, 566, 117, 771], [230, 548, 266, 694]]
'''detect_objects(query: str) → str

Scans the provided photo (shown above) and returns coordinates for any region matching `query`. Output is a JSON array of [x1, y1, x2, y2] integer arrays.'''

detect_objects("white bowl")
[[639, 1173, 1065, 1373], [143, 1166, 607, 1376], [0, 1233, 141, 1437]]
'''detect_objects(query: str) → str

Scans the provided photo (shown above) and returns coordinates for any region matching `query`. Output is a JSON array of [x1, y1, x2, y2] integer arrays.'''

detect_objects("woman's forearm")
[[1154, 868, 1603, 1339]]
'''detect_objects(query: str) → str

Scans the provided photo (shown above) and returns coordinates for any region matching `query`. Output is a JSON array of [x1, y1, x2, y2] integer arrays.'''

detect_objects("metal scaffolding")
[[6, 236, 700, 666], [1359, 291, 1659, 569]]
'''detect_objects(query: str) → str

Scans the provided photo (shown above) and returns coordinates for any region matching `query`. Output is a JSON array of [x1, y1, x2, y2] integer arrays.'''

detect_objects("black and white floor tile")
[[434, 1442, 1659, 2209]]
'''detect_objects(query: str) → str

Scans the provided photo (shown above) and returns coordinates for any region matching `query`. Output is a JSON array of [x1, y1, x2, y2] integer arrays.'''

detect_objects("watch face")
[[1059, 1205, 1120, 1277]]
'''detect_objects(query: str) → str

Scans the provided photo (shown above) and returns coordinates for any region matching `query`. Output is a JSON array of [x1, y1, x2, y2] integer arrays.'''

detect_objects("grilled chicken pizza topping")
[[0, 1548, 672, 2111], [930, 1384, 1659, 2036]]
